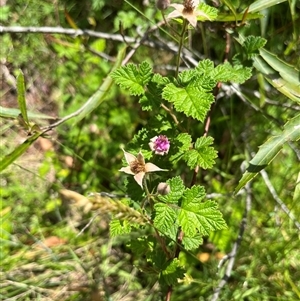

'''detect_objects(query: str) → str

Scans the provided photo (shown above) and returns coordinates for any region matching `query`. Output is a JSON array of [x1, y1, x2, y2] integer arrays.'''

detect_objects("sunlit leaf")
[[0, 131, 42, 172], [235, 114, 300, 193], [16, 70, 29, 128]]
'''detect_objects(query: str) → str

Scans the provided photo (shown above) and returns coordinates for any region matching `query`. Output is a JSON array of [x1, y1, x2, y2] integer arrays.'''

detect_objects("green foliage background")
[[1, 0, 299, 300]]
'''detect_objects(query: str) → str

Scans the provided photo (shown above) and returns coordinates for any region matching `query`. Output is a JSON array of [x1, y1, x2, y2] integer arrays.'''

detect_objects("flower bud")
[[149, 135, 170, 156], [156, 0, 170, 10], [157, 182, 170, 195]]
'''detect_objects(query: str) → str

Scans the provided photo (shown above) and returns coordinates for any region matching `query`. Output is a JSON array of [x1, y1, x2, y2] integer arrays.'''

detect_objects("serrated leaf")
[[162, 82, 214, 122], [153, 203, 177, 236], [111, 61, 153, 96], [178, 70, 195, 85], [197, 3, 218, 21], [152, 73, 170, 86], [182, 234, 203, 250], [170, 133, 192, 164], [158, 176, 185, 204], [197, 60, 252, 84], [243, 36, 267, 58], [139, 61, 153, 85], [160, 259, 185, 286], [129, 236, 155, 256], [139, 81, 162, 111], [184, 136, 218, 169], [110, 219, 132, 237], [196, 59, 215, 73], [0, 131, 42, 172], [179, 197, 227, 237], [16, 70, 29, 128], [235, 114, 300, 193]]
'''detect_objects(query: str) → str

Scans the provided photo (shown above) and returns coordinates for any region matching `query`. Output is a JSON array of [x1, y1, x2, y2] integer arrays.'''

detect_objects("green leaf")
[[197, 3, 219, 21], [184, 136, 218, 169], [182, 234, 203, 250], [16, 70, 29, 128], [0, 106, 56, 120], [235, 114, 300, 193], [0, 131, 42, 172], [153, 203, 178, 238], [179, 194, 227, 237], [159, 259, 185, 286], [196, 60, 252, 84], [243, 36, 267, 59], [158, 176, 185, 204], [216, 12, 262, 22], [259, 48, 300, 87], [162, 80, 215, 122], [170, 133, 193, 164], [139, 81, 162, 111], [129, 236, 155, 256], [293, 172, 300, 202], [246, 0, 287, 13], [110, 219, 132, 237], [111, 61, 153, 96]]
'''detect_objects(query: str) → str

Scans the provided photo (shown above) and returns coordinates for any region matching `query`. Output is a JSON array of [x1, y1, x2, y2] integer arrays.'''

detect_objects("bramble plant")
[[107, 0, 254, 296], [1, 0, 300, 300]]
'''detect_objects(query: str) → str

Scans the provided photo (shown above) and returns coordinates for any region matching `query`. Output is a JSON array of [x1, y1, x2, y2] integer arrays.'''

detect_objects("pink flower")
[[119, 149, 166, 188], [167, 0, 211, 28], [149, 135, 170, 156]]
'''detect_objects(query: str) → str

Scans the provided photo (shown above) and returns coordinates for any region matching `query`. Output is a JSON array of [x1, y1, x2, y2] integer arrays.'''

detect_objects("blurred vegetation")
[[1, 0, 299, 300]]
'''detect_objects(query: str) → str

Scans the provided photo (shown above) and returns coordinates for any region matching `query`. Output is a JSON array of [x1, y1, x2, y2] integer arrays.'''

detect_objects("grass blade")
[[0, 131, 42, 172], [16, 70, 30, 128]]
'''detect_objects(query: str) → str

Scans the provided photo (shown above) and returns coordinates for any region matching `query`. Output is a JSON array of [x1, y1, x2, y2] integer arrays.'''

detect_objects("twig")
[[0, 25, 136, 42], [260, 169, 300, 231], [210, 181, 252, 301]]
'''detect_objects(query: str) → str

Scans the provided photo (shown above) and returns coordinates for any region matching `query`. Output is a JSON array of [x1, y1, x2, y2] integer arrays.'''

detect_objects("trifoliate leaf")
[[179, 198, 227, 237], [243, 36, 267, 59], [162, 82, 215, 122], [110, 219, 132, 237], [198, 3, 218, 21], [182, 234, 203, 250], [159, 259, 185, 286], [184, 136, 218, 169], [111, 61, 153, 96]]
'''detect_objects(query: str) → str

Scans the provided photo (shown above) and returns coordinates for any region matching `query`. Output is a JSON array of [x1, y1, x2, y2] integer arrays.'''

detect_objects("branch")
[[260, 169, 300, 231], [0, 25, 136, 43]]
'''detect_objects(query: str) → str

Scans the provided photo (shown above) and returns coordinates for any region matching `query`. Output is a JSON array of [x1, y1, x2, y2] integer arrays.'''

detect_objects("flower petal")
[[167, 10, 183, 19], [122, 148, 137, 165], [185, 14, 197, 27], [193, 0, 200, 7], [145, 162, 166, 173], [136, 151, 145, 165], [169, 3, 184, 11], [119, 166, 135, 175], [134, 172, 145, 188]]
